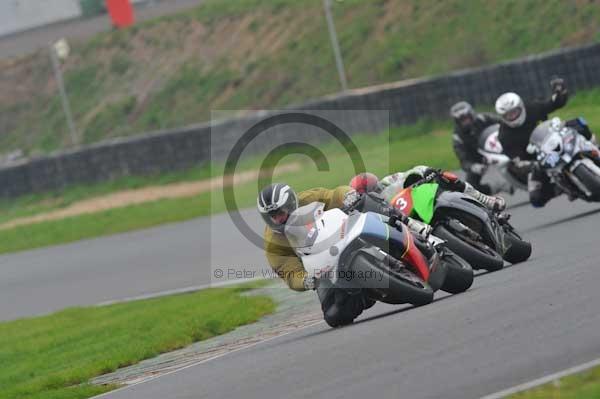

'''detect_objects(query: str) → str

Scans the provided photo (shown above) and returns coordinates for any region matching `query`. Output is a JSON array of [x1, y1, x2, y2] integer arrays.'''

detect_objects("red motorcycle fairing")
[[390, 188, 414, 216], [400, 228, 430, 282], [359, 212, 431, 282]]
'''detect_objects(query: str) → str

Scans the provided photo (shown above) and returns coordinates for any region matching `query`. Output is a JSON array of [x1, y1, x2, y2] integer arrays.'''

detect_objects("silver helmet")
[[450, 101, 476, 130], [257, 183, 298, 233]]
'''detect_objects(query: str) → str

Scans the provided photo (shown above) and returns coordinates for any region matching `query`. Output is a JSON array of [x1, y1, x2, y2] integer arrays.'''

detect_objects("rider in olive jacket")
[[259, 184, 372, 327], [262, 186, 351, 291]]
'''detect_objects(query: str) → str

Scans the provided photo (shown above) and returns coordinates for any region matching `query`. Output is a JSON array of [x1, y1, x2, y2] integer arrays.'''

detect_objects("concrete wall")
[[0, 0, 82, 37], [1, 42, 600, 198]]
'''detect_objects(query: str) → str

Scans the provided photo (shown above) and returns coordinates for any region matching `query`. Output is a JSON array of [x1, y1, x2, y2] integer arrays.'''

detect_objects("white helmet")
[[495, 92, 526, 128]]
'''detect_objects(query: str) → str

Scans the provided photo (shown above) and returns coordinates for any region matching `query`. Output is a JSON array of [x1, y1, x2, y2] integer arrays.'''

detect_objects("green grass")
[[0, 88, 599, 255], [0, 283, 275, 399], [509, 365, 600, 398], [1, 0, 599, 154]]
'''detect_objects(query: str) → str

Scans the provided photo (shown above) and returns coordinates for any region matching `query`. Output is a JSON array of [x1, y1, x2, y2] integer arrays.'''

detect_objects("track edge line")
[[480, 356, 600, 399], [88, 319, 325, 399]]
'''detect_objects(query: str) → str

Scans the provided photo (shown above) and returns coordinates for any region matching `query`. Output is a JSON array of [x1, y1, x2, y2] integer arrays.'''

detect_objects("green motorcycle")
[[384, 180, 531, 271]]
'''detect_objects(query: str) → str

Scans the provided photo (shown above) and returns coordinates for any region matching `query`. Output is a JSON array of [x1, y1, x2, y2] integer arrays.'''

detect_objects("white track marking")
[[480, 357, 600, 399], [89, 319, 325, 399], [95, 277, 266, 306]]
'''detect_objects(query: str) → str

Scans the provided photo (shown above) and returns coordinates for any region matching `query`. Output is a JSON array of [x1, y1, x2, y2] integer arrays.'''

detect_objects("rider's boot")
[[405, 217, 432, 239], [464, 183, 506, 211]]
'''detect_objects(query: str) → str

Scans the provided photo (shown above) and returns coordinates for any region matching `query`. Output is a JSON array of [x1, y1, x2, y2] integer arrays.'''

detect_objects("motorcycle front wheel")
[[573, 162, 600, 200], [502, 228, 532, 264], [439, 247, 474, 294]]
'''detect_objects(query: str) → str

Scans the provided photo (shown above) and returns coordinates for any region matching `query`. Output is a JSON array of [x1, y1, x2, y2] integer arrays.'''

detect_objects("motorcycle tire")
[[439, 248, 474, 294], [573, 162, 600, 200], [433, 224, 504, 272], [350, 251, 434, 306], [502, 229, 532, 264]]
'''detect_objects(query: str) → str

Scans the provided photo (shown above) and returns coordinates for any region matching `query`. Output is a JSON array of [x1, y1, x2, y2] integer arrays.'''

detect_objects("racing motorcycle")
[[383, 175, 532, 271], [478, 123, 530, 193], [526, 117, 600, 202], [284, 202, 474, 311]]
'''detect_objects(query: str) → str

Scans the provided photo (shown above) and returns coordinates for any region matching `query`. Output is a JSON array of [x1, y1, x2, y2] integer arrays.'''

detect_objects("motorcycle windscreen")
[[284, 202, 326, 250], [540, 133, 563, 155], [411, 183, 438, 224], [530, 119, 564, 149]]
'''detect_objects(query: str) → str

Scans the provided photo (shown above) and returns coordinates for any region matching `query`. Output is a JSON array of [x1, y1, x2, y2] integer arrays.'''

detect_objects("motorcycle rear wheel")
[[433, 224, 504, 271], [350, 251, 434, 306], [439, 248, 474, 294]]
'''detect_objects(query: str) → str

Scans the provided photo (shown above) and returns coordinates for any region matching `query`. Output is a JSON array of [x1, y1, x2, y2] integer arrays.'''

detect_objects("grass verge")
[[0, 89, 599, 254], [509, 365, 600, 398], [3, 0, 600, 153], [0, 283, 275, 399]]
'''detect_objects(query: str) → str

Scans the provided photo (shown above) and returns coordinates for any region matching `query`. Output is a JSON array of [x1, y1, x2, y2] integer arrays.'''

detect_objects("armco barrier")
[[1, 42, 600, 198]]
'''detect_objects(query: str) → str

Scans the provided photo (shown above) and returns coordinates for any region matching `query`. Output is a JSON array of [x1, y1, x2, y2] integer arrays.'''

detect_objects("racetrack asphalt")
[[4, 192, 600, 398], [0, 207, 268, 321], [98, 193, 600, 399]]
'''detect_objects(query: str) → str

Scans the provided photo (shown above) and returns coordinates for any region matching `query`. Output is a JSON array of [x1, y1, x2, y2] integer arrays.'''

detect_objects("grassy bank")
[[1, 0, 599, 154], [509, 365, 600, 398], [0, 284, 275, 399], [0, 89, 598, 254]]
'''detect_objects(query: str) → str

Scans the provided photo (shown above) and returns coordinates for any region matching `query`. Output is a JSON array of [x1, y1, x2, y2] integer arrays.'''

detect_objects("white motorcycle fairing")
[[528, 118, 600, 199], [478, 124, 529, 192], [284, 202, 391, 285]]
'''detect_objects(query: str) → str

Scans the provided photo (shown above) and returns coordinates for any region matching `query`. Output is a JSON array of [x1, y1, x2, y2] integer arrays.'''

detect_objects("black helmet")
[[450, 101, 476, 131], [257, 183, 298, 233]]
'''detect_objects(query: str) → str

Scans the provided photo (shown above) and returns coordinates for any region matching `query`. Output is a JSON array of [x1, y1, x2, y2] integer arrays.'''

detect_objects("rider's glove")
[[440, 170, 459, 183], [470, 163, 486, 175], [550, 76, 567, 99], [343, 189, 361, 209], [303, 275, 319, 291], [422, 168, 439, 183]]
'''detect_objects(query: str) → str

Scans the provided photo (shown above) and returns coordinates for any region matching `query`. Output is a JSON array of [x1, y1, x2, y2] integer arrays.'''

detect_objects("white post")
[[323, 0, 348, 91], [49, 43, 78, 146]]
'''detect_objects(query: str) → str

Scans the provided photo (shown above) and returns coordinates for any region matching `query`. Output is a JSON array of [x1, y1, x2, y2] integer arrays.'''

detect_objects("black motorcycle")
[[385, 176, 532, 271]]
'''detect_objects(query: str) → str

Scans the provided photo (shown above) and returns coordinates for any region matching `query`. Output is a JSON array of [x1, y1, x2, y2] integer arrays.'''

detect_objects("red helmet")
[[349, 172, 379, 194]]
